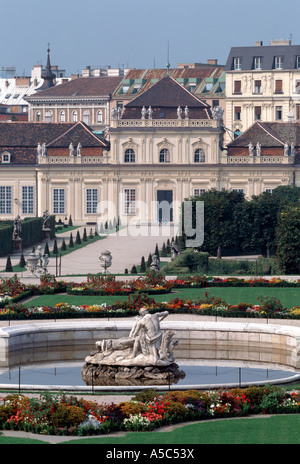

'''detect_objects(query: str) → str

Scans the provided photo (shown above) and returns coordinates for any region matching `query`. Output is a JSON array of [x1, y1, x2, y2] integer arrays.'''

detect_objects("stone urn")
[[99, 250, 112, 274]]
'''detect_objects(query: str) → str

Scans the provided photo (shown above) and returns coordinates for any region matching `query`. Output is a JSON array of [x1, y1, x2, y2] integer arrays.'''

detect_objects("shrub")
[[50, 404, 86, 428], [119, 402, 148, 417], [5, 256, 13, 272]]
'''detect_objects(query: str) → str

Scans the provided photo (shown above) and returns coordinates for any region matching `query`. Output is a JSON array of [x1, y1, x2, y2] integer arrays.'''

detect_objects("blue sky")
[[2, 0, 300, 75]]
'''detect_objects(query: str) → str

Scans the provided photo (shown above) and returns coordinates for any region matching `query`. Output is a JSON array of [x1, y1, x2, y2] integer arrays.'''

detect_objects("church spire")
[[38, 44, 56, 91]]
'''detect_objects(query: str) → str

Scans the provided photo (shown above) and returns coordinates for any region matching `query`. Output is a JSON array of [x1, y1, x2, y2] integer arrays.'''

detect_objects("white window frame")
[[233, 57, 242, 70], [0, 186, 12, 214], [275, 56, 283, 69], [22, 186, 34, 215], [60, 111, 66, 122], [72, 111, 78, 122], [276, 106, 283, 120], [254, 56, 262, 70], [296, 56, 300, 69], [82, 110, 90, 125], [86, 188, 98, 214], [124, 188, 136, 215], [53, 188, 65, 214]]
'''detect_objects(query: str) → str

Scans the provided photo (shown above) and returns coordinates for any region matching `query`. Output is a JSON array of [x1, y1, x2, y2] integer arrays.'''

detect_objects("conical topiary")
[[147, 253, 152, 268], [53, 239, 58, 255], [68, 215, 73, 226], [140, 256, 146, 273], [19, 253, 26, 268], [69, 233, 74, 248], [131, 265, 137, 274], [83, 228, 87, 241], [5, 256, 13, 272], [75, 230, 81, 245], [61, 239, 66, 251]]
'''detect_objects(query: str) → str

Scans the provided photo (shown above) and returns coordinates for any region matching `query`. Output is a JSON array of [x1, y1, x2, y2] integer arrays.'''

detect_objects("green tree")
[[83, 228, 87, 241], [181, 188, 245, 257], [276, 204, 300, 274]]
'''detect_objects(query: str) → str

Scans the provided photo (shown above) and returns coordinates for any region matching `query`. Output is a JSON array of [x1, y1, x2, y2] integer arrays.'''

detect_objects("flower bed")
[[66, 272, 172, 296], [1, 386, 300, 436]]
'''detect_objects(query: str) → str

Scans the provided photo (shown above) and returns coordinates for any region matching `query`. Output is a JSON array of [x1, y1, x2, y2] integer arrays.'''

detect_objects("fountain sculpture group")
[[82, 308, 185, 386]]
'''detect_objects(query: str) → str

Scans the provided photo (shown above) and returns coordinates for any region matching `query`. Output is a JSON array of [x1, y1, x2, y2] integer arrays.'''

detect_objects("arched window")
[[97, 110, 103, 123], [72, 110, 78, 122], [124, 149, 135, 162], [194, 148, 205, 163], [83, 110, 90, 125], [35, 111, 41, 122], [60, 111, 66, 122], [45, 110, 53, 123], [1, 151, 11, 163], [159, 148, 170, 162]]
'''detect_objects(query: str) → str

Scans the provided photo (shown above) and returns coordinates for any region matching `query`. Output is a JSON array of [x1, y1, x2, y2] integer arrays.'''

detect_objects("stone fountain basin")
[[1, 320, 300, 371]]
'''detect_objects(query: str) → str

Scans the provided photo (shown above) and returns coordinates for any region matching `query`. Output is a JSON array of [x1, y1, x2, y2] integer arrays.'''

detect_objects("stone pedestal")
[[12, 238, 22, 251], [42, 228, 51, 240]]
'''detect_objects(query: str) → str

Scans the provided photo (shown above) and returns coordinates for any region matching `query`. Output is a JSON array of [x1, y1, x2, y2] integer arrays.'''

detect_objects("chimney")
[[207, 59, 218, 65], [255, 40, 263, 46]]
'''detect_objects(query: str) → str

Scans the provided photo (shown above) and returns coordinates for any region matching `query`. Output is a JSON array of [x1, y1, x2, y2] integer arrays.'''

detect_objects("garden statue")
[[12, 215, 23, 251], [150, 254, 160, 271], [42, 209, 51, 239], [26, 245, 49, 277], [99, 250, 112, 274], [82, 307, 185, 385], [12, 215, 22, 240], [42, 210, 50, 229]]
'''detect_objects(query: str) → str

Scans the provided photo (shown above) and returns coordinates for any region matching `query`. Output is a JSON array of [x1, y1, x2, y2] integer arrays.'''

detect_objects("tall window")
[[124, 149, 135, 162], [86, 189, 98, 214], [275, 80, 283, 93], [194, 148, 205, 163], [159, 148, 170, 162], [45, 110, 53, 122], [72, 111, 78, 122], [22, 186, 34, 214], [254, 80, 261, 94], [97, 110, 103, 123], [53, 188, 65, 214], [254, 106, 262, 120], [233, 80, 242, 94], [0, 186, 12, 214], [296, 56, 300, 69], [124, 189, 136, 215], [83, 110, 90, 125], [233, 57, 242, 70], [234, 106, 241, 120], [60, 111, 66, 122], [35, 111, 41, 122], [275, 56, 283, 69], [254, 56, 262, 70], [276, 106, 283, 120]]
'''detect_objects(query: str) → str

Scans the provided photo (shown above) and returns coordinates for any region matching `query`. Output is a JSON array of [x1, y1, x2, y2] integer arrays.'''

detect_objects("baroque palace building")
[[1, 68, 300, 226]]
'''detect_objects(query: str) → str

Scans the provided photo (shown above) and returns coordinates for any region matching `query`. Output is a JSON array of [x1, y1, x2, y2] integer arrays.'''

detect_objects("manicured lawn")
[[23, 286, 300, 309], [1, 415, 299, 444]]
